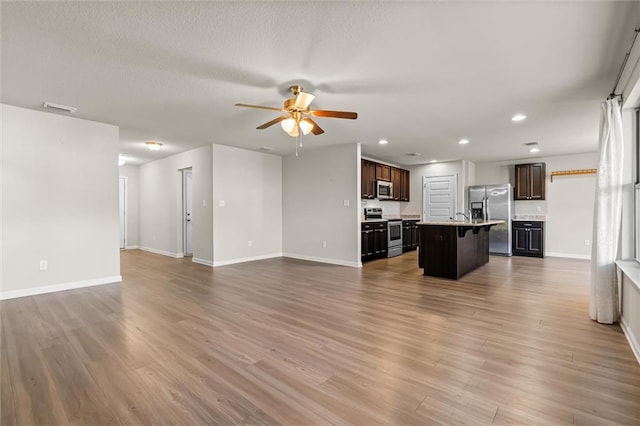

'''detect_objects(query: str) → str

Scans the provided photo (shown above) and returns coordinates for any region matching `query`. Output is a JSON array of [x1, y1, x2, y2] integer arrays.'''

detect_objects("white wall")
[[283, 143, 360, 267], [119, 164, 139, 248], [401, 160, 473, 217], [475, 152, 598, 258], [212, 144, 282, 266], [139, 145, 213, 263], [1, 104, 121, 298]]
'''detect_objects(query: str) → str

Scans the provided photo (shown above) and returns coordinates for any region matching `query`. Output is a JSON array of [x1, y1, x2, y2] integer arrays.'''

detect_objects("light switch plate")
[[218, 200, 226, 207]]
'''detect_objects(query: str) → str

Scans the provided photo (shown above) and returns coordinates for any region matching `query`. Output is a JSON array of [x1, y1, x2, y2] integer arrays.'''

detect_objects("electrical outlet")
[[536, 206, 542, 212], [322, 241, 327, 248], [248, 240, 253, 247], [39, 260, 48, 271], [585, 239, 591, 246], [343, 199, 350, 207]]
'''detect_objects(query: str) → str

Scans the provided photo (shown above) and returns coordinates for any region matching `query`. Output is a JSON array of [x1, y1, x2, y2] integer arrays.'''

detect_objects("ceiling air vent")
[[406, 152, 421, 157], [524, 141, 538, 146]]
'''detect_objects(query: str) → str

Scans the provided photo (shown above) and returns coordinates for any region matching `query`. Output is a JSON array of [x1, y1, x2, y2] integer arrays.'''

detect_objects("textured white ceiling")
[[2, 1, 639, 165]]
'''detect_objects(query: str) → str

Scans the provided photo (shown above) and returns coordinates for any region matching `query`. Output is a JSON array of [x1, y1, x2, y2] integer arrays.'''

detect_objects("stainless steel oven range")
[[386, 220, 403, 257]]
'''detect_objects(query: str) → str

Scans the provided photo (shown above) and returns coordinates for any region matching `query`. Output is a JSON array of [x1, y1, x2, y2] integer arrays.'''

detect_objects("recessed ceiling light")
[[530, 147, 540, 153], [146, 141, 163, 151], [458, 139, 469, 145], [430, 160, 437, 163], [379, 139, 388, 145], [512, 114, 527, 122]]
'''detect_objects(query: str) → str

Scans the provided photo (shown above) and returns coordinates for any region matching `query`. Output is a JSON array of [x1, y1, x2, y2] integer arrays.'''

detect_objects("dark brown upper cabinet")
[[375, 163, 391, 182], [391, 167, 401, 200], [514, 163, 546, 200], [399, 169, 410, 201], [361, 159, 376, 199], [361, 159, 410, 201]]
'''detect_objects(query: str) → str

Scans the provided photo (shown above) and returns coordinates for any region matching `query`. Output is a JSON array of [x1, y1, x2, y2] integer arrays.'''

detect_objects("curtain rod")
[[608, 26, 640, 101]]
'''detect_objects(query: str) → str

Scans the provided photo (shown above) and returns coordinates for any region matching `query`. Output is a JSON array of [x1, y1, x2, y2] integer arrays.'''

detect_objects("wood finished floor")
[[2, 250, 640, 425]]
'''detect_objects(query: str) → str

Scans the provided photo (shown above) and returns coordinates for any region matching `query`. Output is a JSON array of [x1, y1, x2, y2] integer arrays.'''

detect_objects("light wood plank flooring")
[[2, 250, 639, 425]]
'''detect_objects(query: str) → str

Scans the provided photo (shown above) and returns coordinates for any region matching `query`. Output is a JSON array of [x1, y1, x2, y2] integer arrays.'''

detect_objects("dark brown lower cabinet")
[[402, 220, 419, 251], [512, 221, 544, 258], [362, 222, 387, 262]]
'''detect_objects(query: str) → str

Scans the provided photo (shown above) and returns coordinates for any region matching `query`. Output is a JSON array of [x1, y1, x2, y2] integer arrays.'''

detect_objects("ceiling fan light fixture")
[[281, 118, 296, 133], [287, 125, 299, 137], [294, 92, 315, 109], [146, 141, 163, 151], [299, 119, 313, 135]]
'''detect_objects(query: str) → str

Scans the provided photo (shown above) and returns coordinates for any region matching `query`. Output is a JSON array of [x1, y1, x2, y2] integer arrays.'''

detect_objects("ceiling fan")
[[235, 85, 358, 137]]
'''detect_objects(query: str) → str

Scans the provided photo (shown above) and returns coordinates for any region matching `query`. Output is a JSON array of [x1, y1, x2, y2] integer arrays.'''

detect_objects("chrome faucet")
[[455, 212, 470, 222]]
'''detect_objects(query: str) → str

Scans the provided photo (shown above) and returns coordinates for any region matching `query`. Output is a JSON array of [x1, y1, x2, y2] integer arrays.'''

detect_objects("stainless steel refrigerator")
[[468, 184, 513, 256]]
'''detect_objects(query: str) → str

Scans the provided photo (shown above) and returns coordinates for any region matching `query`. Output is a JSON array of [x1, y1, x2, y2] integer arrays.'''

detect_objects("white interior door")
[[423, 175, 457, 221], [183, 169, 193, 256], [118, 176, 126, 249]]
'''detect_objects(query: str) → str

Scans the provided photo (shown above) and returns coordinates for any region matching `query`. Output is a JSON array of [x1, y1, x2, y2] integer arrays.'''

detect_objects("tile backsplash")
[[361, 199, 401, 216], [513, 200, 547, 216]]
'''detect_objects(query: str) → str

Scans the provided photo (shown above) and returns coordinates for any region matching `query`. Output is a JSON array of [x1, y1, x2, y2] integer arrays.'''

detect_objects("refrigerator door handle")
[[485, 197, 490, 220]]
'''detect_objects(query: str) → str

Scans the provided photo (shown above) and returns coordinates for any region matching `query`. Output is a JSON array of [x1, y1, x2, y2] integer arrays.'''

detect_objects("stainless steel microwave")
[[377, 180, 393, 199]]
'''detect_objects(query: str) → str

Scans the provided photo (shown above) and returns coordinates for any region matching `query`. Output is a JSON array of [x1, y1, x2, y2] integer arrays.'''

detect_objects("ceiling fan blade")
[[294, 91, 315, 109], [310, 110, 358, 119], [256, 115, 289, 129], [235, 103, 284, 112], [305, 117, 325, 135]]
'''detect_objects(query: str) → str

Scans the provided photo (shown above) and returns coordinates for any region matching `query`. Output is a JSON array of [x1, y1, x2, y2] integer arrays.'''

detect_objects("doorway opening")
[[182, 168, 193, 257]]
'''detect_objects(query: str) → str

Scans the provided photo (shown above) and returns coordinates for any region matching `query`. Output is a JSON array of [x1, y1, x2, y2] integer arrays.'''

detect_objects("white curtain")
[[590, 98, 624, 324]]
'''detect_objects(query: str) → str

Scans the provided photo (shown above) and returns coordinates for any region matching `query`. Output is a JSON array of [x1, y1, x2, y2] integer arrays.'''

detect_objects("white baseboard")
[[140, 247, 184, 259], [283, 253, 361, 268], [0, 275, 122, 300], [620, 316, 640, 366], [213, 253, 283, 267], [125, 245, 139, 250], [192, 257, 214, 267], [545, 252, 591, 260]]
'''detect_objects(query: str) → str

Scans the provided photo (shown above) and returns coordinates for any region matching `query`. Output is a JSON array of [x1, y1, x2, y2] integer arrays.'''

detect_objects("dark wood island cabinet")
[[417, 221, 503, 279]]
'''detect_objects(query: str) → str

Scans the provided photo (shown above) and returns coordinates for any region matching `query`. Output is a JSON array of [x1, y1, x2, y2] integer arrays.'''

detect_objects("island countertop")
[[417, 220, 505, 227]]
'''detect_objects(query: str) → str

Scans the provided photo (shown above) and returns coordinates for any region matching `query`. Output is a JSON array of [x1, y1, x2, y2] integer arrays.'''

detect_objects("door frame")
[[182, 168, 193, 257], [118, 176, 127, 249]]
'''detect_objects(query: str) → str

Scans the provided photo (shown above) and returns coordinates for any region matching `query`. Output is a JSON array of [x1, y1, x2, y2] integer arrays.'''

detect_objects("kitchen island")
[[418, 220, 504, 279]]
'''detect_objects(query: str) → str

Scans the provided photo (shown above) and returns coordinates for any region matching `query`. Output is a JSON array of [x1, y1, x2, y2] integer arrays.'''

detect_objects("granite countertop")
[[362, 218, 388, 223], [513, 215, 546, 221], [417, 220, 505, 227]]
